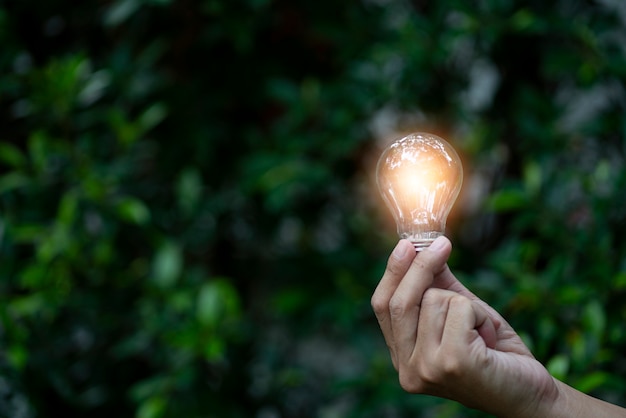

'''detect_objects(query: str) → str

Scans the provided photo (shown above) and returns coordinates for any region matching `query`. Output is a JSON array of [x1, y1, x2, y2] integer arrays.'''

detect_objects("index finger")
[[371, 239, 416, 369], [388, 236, 452, 363]]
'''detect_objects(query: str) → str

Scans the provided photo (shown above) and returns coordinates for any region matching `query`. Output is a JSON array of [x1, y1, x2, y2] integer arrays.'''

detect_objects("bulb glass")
[[376, 132, 463, 250]]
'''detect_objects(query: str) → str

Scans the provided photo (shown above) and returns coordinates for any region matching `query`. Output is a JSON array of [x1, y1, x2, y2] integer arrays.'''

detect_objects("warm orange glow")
[[376, 132, 463, 249]]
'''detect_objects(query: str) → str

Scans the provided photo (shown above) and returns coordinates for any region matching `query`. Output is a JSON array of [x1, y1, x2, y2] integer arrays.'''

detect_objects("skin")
[[371, 237, 626, 417]]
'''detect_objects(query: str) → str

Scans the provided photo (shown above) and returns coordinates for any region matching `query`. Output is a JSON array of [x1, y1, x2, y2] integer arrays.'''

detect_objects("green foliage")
[[1, 0, 626, 417]]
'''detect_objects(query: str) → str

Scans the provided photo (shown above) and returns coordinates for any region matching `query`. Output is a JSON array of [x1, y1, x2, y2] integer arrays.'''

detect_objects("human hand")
[[371, 237, 558, 417]]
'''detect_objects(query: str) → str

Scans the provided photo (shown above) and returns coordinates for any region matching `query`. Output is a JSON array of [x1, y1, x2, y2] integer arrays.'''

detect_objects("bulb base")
[[411, 239, 436, 252]]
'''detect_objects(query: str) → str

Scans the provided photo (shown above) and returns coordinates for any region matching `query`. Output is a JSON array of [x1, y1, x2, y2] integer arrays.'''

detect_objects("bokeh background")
[[2, 0, 626, 417]]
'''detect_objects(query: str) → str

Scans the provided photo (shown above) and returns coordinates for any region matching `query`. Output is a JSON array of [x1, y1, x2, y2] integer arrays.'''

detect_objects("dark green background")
[[1, 0, 626, 416]]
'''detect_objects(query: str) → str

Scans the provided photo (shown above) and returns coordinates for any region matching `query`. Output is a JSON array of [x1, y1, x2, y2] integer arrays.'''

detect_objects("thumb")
[[420, 236, 453, 275]]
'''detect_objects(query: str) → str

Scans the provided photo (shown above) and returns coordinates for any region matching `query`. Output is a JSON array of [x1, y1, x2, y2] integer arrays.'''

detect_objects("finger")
[[433, 264, 503, 332], [443, 295, 498, 350], [389, 236, 452, 363], [415, 288, 451, 353], [371, 239, 416, 368], [436, 270, 531, 355], [474, 300, 498, 349]]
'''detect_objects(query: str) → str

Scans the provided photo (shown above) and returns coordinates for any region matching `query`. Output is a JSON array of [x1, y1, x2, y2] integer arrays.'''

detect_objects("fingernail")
[[392, 240, 411, 260], [428, 236, 447, 252]]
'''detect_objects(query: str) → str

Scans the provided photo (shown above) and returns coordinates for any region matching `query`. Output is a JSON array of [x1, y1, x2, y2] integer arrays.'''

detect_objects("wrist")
[[531, 378, 571, 418], [492, 375, 560, 418]]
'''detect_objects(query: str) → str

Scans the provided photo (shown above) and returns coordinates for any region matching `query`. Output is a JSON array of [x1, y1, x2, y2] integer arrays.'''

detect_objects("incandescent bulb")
[[376, 132, 463, 251]]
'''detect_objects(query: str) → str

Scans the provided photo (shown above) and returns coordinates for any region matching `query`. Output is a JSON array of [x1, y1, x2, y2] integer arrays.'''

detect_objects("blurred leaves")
[[196, 278, 240, 329], [1, 0, 626, 417], [151, 241, 182, 289]]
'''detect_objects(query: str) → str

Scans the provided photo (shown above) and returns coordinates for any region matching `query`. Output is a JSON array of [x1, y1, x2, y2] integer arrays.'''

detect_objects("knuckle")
[[448, 294, 472, 312], [415, 356, 441, 386], [398, 369, 424, 393], [388, 295, 407, 319], [370, 293, 388, 316], [398, 357, 443, 393], [385, 255, 407, 277], [421, 288, 444, 306], [435, 344, 468, 380], [440, 353, 463, 378]]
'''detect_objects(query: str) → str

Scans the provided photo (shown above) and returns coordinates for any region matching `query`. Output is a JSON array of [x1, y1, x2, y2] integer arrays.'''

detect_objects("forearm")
[[534, 379, 626, 418]]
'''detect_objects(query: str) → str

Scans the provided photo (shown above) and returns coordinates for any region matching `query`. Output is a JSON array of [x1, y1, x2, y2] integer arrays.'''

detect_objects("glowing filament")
[[376, 133, 463, 250]]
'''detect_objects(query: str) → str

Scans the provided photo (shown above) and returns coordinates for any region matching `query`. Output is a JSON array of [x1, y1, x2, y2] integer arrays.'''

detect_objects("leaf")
[[109, 108, 140, 146], [19, 264, 47, 289], [136, 396, 166, 418], [115, 197, 151, 225], [36, 224, 71, 263], [197, 278, 240, 328], [523, 161, 542, 195], [129, 376, 170, 402], [28, 131, 48, 173], [510, 9, 536, 32], [614, 272, 626, 290], [6, 345, 28, 370], [575, 372, 612, 394], [58, 190, 79, 226], [105, 0, 141, 27], [177, 168, 202, 215], [9, 294, 46, 318], [582, 300, 605, 340], [271, 288, 308, 315], [0, 142, 26, 168], [0, 172, 30, 194], [78, 69, 111, 106], [203, 338, 225, 361], [485, 189, 528, 212], [12, 224, 45, 243], [151, 241, 182, 289], [138, 103, 167, 132], [546, 354, 569, 381]]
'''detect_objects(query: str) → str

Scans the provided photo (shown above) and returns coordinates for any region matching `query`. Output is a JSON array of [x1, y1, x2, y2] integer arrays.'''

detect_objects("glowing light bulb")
[[376, 132, 463, 251]]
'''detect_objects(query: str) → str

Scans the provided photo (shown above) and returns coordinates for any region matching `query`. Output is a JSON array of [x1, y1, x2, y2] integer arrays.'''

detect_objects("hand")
[[371, 237, 558, 417]]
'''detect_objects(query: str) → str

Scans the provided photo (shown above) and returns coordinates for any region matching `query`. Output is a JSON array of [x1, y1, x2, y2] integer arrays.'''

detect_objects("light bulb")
[[376, 132, 463, 251]]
